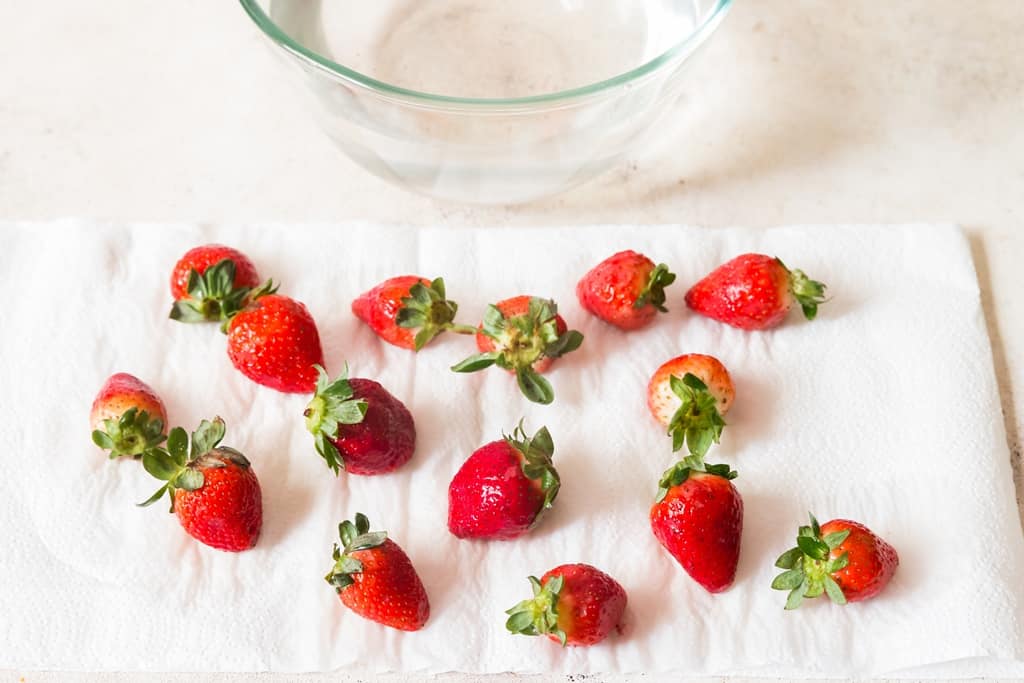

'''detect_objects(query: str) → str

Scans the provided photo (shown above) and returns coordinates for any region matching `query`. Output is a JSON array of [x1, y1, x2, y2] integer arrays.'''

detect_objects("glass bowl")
[[240, 0, 733, 204]]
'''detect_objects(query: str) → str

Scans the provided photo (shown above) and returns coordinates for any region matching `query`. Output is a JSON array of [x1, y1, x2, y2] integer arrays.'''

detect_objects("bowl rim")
[[239, 0, 734, 107]]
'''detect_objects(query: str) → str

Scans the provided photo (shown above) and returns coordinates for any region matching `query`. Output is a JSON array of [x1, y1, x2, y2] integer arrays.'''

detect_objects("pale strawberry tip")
[[92, 407, 167, 459], [776, 257, 828, 321], [634, 262, 677, 312], [771, 512, 852, 610], [304, 365, 369, 475], [505, 574, 567, 646], [666, 373, 728, 457], [324, 512, 388, 592], [169, 259, 256, 324]]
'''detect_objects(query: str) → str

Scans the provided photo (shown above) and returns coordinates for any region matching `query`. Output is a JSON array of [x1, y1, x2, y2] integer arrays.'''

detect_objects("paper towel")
[[0, 221, 1021, 677]]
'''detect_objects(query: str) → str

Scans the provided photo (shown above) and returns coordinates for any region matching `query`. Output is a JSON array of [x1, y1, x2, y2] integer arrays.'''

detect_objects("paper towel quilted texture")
[[1, 221, 1022, 676]]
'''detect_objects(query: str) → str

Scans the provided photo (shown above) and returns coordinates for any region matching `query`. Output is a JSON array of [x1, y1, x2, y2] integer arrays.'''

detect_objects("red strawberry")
[[139, 417, 262, 552], [352, 276, 475, 351], [226, 290, 324, 393], [448, 423, 559, 540], [505, 563, 627, 647], [90, 373, 168, 459], [451, 296, 583, 404], [771, 514, 899, 608], [169, 244, 261, 323], [647, 354, 734, 457], [576, 250, 676, 330], [649, 457, 743, 593], [325, 513, 430, 632], [305, 366, 416, 476], [685, 254, 828, 330]]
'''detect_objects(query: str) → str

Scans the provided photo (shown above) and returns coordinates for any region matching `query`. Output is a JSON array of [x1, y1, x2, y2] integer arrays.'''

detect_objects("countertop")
[[1, 0, 1021, 681]]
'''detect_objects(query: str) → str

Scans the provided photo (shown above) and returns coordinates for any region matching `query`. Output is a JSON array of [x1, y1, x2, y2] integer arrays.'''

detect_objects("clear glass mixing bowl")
[[240, 0, 733, 204]]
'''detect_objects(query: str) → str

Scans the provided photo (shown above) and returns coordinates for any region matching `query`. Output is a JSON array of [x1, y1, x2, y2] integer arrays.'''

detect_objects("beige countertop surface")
[[2, 0, 1022, 681]]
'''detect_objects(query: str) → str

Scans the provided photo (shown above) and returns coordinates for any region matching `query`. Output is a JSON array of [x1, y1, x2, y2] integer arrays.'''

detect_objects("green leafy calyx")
[[138, 417, 246, 512], [92, 407, 167, 459], [505, 574, 567, 646], [654, 455, 737, 503], [505, 422, 560, 519], [666, 373, 727, 457], [169, 259, 254, 324], [634, 263, 677, 312], [450, 298, 583, 405], [771, 512, 851, 609], [324, 512, 388, 592], [395, 277, 475, 350], [777, 257, 828, 321], [304, 365, 369, 475]]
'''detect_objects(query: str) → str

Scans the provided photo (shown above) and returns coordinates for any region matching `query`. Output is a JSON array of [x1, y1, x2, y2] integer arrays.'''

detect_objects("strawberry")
[[352, 276, 476, 351], [649, 457, 743, 593], [685, 254, 828, 330], [169, 244, 261, 323], [647, 354, 734, 457], [505, 563, 627, 647], [325, 513, 430, 632], [305, 366, 416, 476], [576, 250, 676, 330], [451, 296, 583, 405], [771, 514, 899, 609], [448, 422, 559, 540], [90, 373, 168, 459], [225, 287, 324, 394], [139, 417, 262, 552]]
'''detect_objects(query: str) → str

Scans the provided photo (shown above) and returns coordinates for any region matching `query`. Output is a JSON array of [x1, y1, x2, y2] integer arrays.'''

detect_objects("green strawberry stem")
[[304, 365, 368, 474], [666, 373, 727, 457], [395, 278, 476, 350], [450, 297, 583, 405], [771, 512, 851, 609], [505, 421, 560, 517], [215, 278, 280, 333], [634, 263, 677, 312], [169, 259, 254, 324], [505, 574, 567, 646], [324, 513, 388, 591], [138, 417, 248, 513], [654, 455, 737, 503], [776, 258, 828, 320], [92, 407, 167, 459]]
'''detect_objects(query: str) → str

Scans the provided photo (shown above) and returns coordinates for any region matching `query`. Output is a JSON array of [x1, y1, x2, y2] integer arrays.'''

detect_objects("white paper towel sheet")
[[1, 221, 1022, 677]]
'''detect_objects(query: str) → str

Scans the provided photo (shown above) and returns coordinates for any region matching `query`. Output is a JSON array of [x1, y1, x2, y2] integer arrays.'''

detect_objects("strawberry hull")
[[506, 563, 627, 647], [821, 519, 899, 603], [650, 472, 743, 593], [326, 515, 431, 631], [685, 253, 827, 330], [170, 244, 260, 301], [174, 457, 263, 552], [576, 250, 674, 330], [352, 275, 430, 350], [543, 564, 627, 646], [474, 295, 569, 375], [447, 440, 546, 540], [647, 354, 734, 428]]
